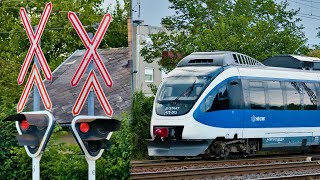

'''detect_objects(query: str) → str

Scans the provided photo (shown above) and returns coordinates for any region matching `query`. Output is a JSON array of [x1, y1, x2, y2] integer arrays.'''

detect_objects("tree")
[[131, 91, 154, 159], [316, 27, 320, 48], [141, 0, 309, 71], [307, 49, 320, 58]]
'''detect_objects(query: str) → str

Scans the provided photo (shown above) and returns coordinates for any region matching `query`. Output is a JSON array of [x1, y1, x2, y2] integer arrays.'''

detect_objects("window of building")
[[145, 68, 154, 82], [286, 82, 302, 110], [302, 82, 317, 110], [267, 81, 284, 110], [249, 81, 266, 109]]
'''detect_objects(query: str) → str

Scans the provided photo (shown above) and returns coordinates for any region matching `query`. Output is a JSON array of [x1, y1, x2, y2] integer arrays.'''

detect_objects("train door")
[[240, 79, 250, 138], [227, 79, 244, 138]]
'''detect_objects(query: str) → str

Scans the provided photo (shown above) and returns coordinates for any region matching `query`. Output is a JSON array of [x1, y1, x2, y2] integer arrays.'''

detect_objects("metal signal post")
[[87, 32, 95, 180], [70, 116, 120, 180], [13, 3, 54, 180], [68, 12, 119, 180], [5, 111, 56, 180]]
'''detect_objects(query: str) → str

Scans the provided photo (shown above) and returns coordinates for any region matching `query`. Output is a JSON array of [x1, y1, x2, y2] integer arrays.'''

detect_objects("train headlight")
[[154, 128, 169, 138]]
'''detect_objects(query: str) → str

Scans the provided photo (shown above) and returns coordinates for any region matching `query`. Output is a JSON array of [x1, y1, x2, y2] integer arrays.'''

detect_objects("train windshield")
[[156, 76, 213, 116]]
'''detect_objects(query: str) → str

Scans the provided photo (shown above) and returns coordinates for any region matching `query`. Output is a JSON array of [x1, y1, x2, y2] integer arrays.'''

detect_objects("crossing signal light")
[[20, 120, 30, 131], [70, 115, 121, 160], [79, 122, 90, 133], [4, 111, 55, 157]]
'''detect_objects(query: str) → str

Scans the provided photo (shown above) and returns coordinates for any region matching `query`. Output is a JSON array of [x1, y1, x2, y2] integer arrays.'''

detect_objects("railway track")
[[131, 156, 320, 179], [258, 173, 320, 180], [131, 156, 310, 173]]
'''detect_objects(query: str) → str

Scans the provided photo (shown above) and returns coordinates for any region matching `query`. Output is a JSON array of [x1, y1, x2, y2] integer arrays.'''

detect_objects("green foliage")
[[141, 0, 309, 71], [1, 112, 132, 179], [147, 83, 158, 96], [131, 91, 154, 159], [98, 112, 132, 179], [308, 49, 320, 58]]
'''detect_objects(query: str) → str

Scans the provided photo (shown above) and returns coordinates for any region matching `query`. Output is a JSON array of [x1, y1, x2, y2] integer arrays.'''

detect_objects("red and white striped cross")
[[68, 12, 113, 87], [17, 64, 52, 113], [72, 70, 113, 116], [18, 2, 52, 85]]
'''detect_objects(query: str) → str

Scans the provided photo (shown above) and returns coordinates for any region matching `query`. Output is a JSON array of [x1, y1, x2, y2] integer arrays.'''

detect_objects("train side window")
[[316, 83, 320, 110], [201, 84, 230, 112], [267, 81, 284, 110], [302, 82, 317, 110], [228, 79, 244, 109], [249, 81, 266, 109], [286, 82, 302, 110]]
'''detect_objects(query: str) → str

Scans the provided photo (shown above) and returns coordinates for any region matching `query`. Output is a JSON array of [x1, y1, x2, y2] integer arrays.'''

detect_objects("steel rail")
[[131, 161, 320, 180], [131, 156, 309, 173], [257, 173, 320, 180]]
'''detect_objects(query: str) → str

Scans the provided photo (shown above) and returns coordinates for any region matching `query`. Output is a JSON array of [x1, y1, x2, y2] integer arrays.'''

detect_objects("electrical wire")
[[299, 12, 320, 18], [0, 27, 127, 34], [299, 0, 320, 4], [288, 0, 320, 9], [296, 14, 320, 21]]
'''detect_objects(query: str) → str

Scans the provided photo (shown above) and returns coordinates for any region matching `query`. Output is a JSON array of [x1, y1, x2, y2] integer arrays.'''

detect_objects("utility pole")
[[131, 0, 135, 94]]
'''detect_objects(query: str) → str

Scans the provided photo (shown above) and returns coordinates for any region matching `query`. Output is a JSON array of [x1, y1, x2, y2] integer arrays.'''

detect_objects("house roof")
[[290, 55, 320, 62], [263, 54, 320, 70], [28, 47, 132, 123]]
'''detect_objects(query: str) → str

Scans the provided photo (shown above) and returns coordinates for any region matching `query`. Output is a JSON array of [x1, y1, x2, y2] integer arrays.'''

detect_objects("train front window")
[[156, 76, 212, 116]]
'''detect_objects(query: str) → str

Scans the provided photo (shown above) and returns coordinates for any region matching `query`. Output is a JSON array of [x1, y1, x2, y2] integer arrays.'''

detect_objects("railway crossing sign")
[[68, 12, 113, 87], [14, 3, 54, 180], [17, 2, 53, 113], [72, 70, 113, 116], [17, 65, 52, 113], [68, 11, 114, 116], [68, 12, 116, 178], [18, 2, 52, 85]]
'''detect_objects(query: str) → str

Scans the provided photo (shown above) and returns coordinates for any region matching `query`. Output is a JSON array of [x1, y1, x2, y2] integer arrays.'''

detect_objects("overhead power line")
[[288, 0, 320, 9], [0, 28, 127, 34], [299, 12, 320, 18], [296, 14, 320, 21], [299, 0, 320, 4]]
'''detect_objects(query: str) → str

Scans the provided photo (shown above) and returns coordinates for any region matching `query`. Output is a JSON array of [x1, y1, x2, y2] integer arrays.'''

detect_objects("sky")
[[106, 0, 320, 47]]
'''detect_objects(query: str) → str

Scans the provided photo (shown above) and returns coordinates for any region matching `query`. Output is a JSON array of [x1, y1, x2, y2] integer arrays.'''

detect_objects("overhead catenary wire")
[[299, 0, 320, 4], [0, 8, 128, 34], [287, 0, 320, 9], [285, 0, 320, 21], [298, 12, 320, 18], [296, 14, 320, 21], [0, 29, 127, 34]]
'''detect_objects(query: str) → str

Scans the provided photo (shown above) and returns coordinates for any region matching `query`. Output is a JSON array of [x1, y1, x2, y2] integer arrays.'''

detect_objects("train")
[[147, 51, 320, 159]]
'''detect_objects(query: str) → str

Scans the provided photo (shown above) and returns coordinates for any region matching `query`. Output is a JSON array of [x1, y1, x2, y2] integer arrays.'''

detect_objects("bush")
[[0, 112, 132, 179], [131, 91, 154, 159], [0, 107, 21, 179]]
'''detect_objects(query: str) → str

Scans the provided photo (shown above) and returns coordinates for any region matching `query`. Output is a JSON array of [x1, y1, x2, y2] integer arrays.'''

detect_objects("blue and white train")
[[147, 51, 320, 158]]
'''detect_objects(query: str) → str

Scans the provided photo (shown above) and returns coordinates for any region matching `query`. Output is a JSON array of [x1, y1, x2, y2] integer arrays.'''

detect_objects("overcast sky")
[[105, 0, 320, 47]]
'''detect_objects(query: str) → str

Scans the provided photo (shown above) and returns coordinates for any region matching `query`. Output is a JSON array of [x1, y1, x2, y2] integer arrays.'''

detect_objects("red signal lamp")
[[80, 122, 90, 133], [154, 128, 169, 138], [20, 120, 30, 131]]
